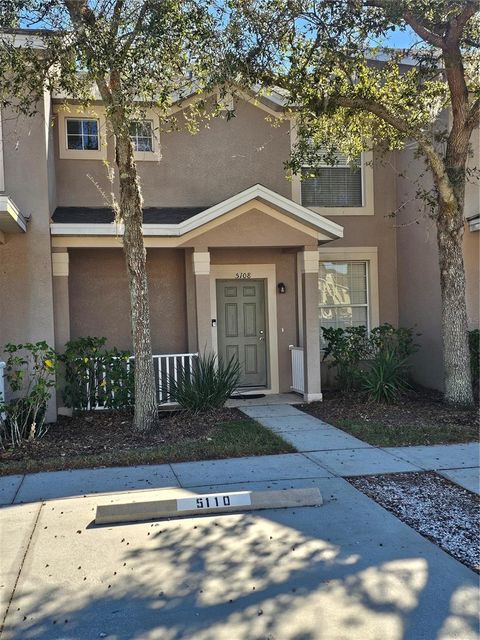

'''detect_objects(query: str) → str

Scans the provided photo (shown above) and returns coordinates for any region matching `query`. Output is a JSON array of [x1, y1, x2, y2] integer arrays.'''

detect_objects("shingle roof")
[[52, 206, 207, 225]]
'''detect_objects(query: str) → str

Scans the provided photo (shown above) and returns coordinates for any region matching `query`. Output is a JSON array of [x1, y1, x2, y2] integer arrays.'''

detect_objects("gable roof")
[[50, 184, 343, 241]]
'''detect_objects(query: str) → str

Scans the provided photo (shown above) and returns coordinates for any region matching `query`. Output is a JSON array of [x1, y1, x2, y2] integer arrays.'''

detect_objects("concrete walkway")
[[241, 404, 480, 494], [1, 405, 479, 639]]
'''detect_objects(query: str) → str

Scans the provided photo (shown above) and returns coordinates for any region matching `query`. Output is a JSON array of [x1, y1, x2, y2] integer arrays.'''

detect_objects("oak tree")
[[234, 0, 479, 405], [1, 0, 222, 429]]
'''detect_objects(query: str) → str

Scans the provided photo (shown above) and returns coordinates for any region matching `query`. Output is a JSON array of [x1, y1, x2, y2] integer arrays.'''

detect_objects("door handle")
[[259, 337, 265, 341], [259, 330, 264, 334]]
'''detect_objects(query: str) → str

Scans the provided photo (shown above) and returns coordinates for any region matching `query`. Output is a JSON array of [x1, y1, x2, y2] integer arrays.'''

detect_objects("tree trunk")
[[436, 200, 474, 406], [114, 127, 158, 431]]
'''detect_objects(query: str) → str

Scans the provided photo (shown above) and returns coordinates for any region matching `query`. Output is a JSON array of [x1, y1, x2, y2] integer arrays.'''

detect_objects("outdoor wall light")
[[277, 282, 286, 294]]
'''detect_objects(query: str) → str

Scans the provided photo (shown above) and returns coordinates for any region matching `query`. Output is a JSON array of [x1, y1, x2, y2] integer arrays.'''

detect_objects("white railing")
[[289, 346, 304, 394], [84, 352, 198, 410], [153, 353, 198, 405]]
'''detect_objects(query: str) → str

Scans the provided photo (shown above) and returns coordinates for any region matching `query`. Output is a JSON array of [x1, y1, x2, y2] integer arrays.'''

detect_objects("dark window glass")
[[66, 119, 99, 151]]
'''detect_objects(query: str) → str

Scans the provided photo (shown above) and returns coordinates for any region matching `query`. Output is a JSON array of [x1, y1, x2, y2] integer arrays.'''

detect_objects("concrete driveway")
[[1, 455, 479, 640]]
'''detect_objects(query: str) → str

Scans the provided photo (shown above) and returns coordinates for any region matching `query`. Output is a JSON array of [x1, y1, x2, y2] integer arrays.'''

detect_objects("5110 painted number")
[[196, 496, 231, 509], [176, 492, 252, 512]]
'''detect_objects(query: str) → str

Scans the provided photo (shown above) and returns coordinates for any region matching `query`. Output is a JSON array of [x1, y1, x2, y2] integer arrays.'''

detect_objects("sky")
[[371, 26, 419, 50]]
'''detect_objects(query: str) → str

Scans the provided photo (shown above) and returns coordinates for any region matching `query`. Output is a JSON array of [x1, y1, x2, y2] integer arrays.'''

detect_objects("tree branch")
[[402, 10, 444, 49], [120, 0, 151, 54], [364, 0, 444, 48], [111, 0, 126, 38], [311, 93, 456, 210], [446, 1, 479, 45]]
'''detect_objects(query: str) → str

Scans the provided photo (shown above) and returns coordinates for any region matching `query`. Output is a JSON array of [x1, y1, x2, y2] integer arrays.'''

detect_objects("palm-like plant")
[[166, 353, 241, 413]]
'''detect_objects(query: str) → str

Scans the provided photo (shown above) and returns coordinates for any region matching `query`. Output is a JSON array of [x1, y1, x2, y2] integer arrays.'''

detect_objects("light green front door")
[[216, 279, 267, 387]]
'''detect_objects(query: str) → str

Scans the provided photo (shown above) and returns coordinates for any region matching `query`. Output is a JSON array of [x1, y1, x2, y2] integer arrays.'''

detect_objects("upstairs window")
[[319, 261, 369, 343], [301, 151, 363, 208], [129, 120, 153, 152], [66, 118, 99, 151]]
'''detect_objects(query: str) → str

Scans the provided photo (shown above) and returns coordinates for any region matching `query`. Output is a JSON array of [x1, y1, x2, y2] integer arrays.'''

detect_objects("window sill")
[[133, 151, 161, 162], [306, 205, 374, 216]]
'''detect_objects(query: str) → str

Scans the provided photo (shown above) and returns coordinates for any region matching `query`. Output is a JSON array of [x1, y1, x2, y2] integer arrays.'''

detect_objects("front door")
[[216, 279, 267, 387]]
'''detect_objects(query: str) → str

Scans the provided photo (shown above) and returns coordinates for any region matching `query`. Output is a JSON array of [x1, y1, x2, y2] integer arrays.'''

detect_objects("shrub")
[[362, 348, 411, 403], [322, 326, 370, 391], [0, 342, 56, 447], [469, 329, 479, 388], [166, 352, 240, 413], [59, 337, 134, 411], [322, 323, 419, 402], [369, 324, 418, 360]]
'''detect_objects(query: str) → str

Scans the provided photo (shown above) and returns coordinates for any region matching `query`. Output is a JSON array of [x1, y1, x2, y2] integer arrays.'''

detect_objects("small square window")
[[66, 118, 99, 151], [129, 120, 153, 153]]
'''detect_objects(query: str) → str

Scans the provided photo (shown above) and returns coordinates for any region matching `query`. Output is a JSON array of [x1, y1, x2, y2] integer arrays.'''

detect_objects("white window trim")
[[66, 117, 100, 152], [290, 120, 375, 216], [318, 246, 380, 329], [319, 259, 370, 338], [56, 106, 107, 160], [129, 112, 161, 162]]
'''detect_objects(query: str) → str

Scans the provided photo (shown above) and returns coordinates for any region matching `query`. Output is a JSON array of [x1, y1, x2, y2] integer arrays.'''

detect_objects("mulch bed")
[[0, 408, 244, 465], [300, 388, 479, 444], [350, 472, 480, 573]]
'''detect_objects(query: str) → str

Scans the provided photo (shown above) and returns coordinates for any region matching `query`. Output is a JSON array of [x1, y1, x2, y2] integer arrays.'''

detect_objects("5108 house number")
[[235, 272, 251, 279]]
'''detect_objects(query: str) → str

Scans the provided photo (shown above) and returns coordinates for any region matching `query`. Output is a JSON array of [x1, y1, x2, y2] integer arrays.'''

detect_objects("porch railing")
[[85, 352, 198, 410], [289, 346, 304, 394]]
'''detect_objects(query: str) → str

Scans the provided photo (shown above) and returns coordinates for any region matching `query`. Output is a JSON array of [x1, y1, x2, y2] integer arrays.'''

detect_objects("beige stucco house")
[[0, 88, 478, 420]]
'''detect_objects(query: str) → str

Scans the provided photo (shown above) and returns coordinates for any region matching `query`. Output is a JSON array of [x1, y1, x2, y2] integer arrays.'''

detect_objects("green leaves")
[[0, 341, 57, 447], [59, 336, 134, 411], [322, 323, 419, 402], [166, 352, 241, 413]]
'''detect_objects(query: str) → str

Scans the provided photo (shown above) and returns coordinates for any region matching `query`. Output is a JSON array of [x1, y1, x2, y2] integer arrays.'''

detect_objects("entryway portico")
[[50, 184, 343, 402]]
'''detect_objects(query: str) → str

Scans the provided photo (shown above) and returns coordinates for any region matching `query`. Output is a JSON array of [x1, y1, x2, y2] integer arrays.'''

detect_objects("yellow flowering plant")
[[0, 341, 57, 448]]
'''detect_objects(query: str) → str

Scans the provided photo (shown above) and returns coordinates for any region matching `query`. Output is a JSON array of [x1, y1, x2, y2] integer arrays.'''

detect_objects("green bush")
[[0, 341, 56, 447], [59, 337, 134, 411], [322, 326, 370, 390], [166, 352, 240, 413], [322, 323, 419, 402], [362, 348, 411, 403], [469, 329, 479, 387]]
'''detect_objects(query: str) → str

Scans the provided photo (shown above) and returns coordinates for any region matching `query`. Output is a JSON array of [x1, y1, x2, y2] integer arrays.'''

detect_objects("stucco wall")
[[0, 98, 57, 418], [68, 246, 298, 392], [68, 248, 188, 353], [184, 208, 317, 249], [395, 138, 480, 391], [54, 97, 292, 208], [321, 155, 399, 327]]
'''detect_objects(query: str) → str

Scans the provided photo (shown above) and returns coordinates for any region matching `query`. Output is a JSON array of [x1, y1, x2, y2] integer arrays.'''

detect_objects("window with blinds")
[[319, 261, 369, 344], [301, 152, 363, 208]]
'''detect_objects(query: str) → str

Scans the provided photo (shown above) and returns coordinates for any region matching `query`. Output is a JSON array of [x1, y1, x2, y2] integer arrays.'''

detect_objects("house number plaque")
[[176, 491, 252, 512], [235, 272, 251, 279]]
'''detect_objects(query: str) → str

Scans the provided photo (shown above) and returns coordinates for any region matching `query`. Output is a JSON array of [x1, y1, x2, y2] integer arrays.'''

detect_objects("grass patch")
[[301, 389, 479, 447], [334, 419, 478, 447], [0, 418, 295, 476]]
